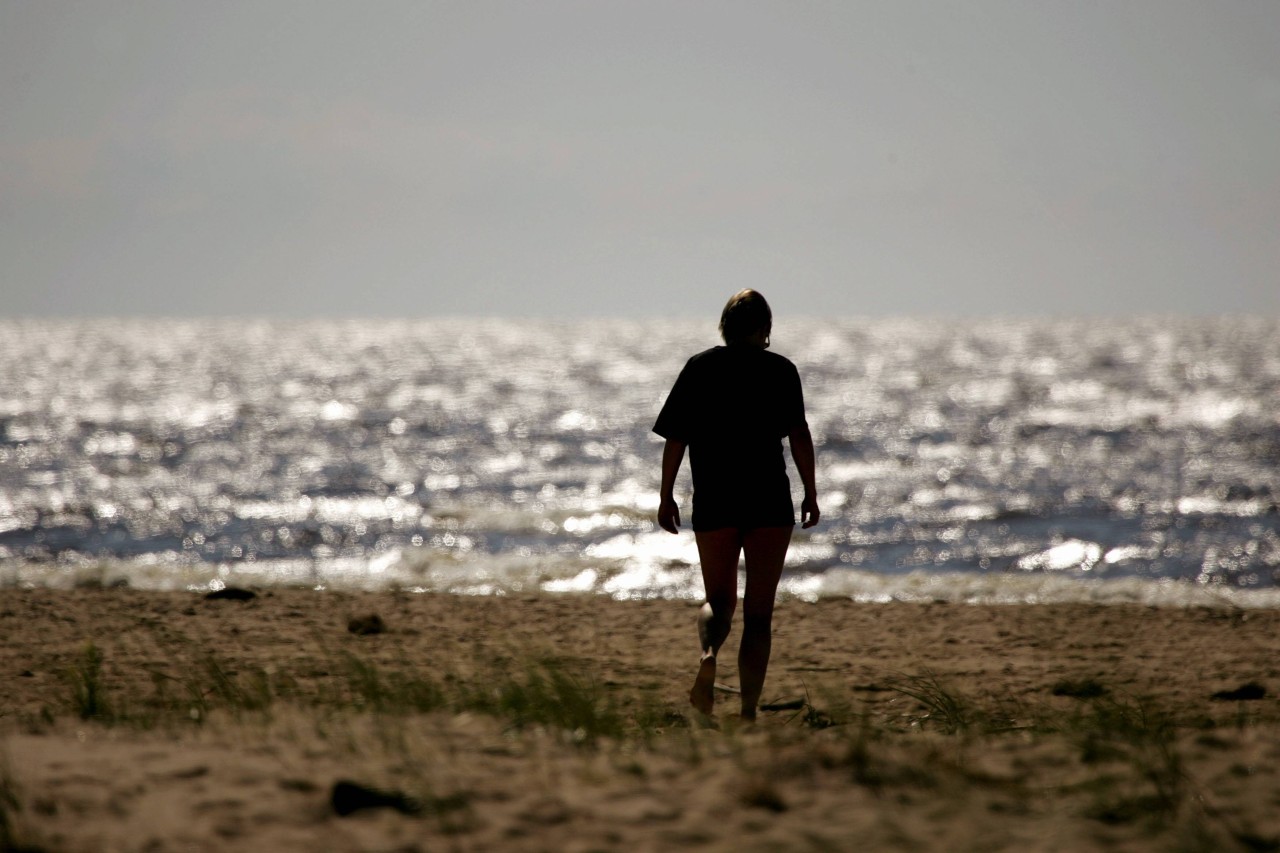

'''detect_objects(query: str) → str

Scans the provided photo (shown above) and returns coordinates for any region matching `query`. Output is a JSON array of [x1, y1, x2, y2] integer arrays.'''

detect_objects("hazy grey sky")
[[3, 1, 1277, 319]]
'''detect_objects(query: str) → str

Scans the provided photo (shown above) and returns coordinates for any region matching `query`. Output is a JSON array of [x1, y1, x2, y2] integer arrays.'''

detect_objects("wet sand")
[[3, 588, 1280, 851]]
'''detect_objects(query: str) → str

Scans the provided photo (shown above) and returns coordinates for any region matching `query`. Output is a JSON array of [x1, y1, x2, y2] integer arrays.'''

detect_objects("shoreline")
[[5, 589, 1280, 850], [9, 556, 1280, 610]]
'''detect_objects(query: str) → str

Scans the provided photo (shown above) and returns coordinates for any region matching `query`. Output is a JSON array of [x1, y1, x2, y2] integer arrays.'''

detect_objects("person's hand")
[[800, 494, 821, 529], [658, 496, 681, 534]]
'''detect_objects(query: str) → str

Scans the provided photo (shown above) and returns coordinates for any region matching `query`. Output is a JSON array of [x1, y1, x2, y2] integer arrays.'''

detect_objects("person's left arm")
[[788, 425, 820, 528], [784, 361, 819, 529]]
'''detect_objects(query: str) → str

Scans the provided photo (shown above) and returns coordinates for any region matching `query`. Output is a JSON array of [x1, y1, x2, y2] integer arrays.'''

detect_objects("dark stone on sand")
[[1051, 678, 1109, 699], [347, 613, 386, 635], [204, 587, 256, 601], [171, 765, 209, 780], [1211, 682, 1267, 701], [739, 780, 788, 813], [331, 780, 422, 816]]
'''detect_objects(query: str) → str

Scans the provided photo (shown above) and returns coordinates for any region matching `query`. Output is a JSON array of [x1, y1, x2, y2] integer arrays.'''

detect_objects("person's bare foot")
[[689, 653, 716, 715]]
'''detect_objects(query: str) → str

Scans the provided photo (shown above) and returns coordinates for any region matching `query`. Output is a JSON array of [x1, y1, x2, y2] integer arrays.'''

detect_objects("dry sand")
[[3, 588, 1280, 851]]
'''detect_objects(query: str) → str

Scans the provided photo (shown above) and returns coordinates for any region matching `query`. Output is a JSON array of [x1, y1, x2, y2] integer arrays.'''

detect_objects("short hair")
[[718, 289, 772, 344]]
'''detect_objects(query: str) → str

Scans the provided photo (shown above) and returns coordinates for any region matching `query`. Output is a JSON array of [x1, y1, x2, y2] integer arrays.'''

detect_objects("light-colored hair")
[[719, 289, 772, 344]]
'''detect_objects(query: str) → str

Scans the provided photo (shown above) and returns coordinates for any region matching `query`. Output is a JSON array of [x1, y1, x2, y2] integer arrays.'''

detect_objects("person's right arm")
[[788, 425, 820, 529], [658, 438, 686, 533]]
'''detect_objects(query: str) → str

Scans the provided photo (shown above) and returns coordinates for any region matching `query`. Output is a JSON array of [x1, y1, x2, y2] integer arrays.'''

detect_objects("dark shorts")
[[691, 479, 795, 532]]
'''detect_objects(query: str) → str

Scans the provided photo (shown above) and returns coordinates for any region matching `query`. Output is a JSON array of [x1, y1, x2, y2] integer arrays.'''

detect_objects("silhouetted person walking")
[[654, 290, 819, 721]]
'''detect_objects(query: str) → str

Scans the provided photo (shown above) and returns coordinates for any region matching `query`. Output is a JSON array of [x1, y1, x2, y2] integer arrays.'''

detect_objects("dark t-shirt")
[[653, 345, 807, 530]]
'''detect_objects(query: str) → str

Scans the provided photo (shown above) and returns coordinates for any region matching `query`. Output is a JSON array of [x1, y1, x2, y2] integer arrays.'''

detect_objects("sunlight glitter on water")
[[2, 316, 1278, 602]]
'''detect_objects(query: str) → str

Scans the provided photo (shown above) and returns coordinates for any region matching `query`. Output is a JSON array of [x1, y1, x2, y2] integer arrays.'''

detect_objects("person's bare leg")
[[691, 528, 742, 715], [689, 605, 719, 717], [738, 526, 792, 721]]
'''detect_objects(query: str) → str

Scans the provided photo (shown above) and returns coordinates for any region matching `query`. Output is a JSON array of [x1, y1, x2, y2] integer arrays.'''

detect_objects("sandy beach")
[[3, 588, 1280, 852]]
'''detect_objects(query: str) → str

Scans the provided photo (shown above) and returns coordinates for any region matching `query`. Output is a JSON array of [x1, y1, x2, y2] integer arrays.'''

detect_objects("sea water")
[[2, 317, 1278, 606]]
